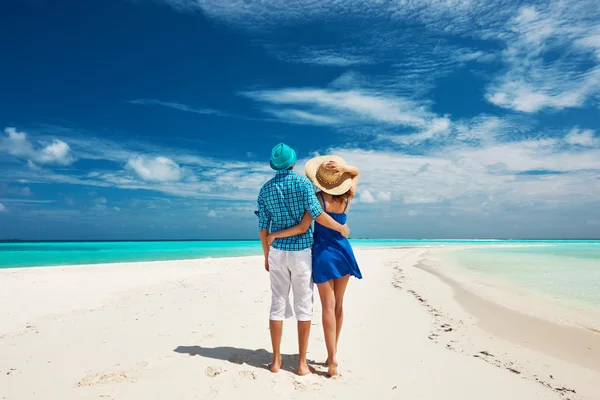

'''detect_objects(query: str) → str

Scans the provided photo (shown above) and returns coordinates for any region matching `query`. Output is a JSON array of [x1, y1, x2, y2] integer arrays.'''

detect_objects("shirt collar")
[[276, 169, 296, 176]]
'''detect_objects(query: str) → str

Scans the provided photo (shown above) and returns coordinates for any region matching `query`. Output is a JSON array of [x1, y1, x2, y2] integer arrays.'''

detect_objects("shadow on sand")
[[173, 345, 327, 376]]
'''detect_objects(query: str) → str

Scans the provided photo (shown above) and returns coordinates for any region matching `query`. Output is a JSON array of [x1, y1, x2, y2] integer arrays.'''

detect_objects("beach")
[[1, 248, 599, 400]]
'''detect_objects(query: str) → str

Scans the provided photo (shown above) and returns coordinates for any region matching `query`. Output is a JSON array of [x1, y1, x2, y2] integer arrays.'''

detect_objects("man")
[[257, 143, 350, 376]]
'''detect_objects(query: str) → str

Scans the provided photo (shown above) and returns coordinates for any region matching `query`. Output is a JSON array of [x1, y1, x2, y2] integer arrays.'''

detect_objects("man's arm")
[[267, 212, 312, 246], [315, 212, 350, 237], [257, 191, 272, 271], [259, 229, 270, 271]]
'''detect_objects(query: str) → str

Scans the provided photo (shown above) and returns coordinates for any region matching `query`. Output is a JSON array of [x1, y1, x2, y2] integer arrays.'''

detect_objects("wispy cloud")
[[128, 99, 223, 115], [167, 1, 599, 113], [242, 88, 446, 132], [267, 46, 373, 66], [0, 199, 54, 204], [263, 108, 342, 125], [0, 203, 7, 212], [485, 3, 600, 113]]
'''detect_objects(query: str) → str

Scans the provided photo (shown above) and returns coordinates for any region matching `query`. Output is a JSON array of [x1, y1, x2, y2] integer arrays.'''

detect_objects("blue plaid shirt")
[[257, 170, 323, 251]]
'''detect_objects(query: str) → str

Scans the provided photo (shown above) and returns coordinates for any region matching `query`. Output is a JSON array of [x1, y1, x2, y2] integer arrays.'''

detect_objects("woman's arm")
[[326, 161, 360, 197], [267, 212, 313, 246]]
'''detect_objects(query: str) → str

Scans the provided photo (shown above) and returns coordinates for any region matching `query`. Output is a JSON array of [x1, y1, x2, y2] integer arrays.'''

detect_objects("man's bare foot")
[[269, 358, 283, 373], [297, 362, 313, 376], [327, 358, 339, 377]]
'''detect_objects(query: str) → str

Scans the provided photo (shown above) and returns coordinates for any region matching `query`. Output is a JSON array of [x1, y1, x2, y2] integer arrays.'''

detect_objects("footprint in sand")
[[76, 371, 137, 387], [205, 366, 222, 377], [293, 380, 307, 391], [201, 333, 215, 342], [75, 361, 151, 387], [239, 370, 257, 380]]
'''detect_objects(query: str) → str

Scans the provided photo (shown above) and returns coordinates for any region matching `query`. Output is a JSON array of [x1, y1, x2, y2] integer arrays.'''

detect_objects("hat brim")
[[270, 149, 297, 170], [304, 155, 353, 195]]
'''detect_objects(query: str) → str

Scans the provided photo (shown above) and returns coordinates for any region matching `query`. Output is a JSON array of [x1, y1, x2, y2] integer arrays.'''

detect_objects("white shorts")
[[268, 247, 314, 322]]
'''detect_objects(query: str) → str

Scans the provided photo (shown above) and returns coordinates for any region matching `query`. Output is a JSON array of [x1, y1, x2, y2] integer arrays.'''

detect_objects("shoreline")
[[1, 248, 598, 399], [0, 240, 587, 270], [416, 257, 600, 370], [394, 249, 600, 399]]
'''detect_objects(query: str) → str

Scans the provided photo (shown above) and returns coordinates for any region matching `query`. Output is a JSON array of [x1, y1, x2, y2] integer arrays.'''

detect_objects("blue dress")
[[312, 192, 363, 284]]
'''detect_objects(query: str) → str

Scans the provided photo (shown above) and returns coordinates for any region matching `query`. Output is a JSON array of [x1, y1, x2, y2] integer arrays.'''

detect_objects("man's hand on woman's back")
[[341, 224, 350, 238]]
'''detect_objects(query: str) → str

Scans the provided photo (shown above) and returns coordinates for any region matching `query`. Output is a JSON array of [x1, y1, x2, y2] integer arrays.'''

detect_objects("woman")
[[267, 155, 362, 377]]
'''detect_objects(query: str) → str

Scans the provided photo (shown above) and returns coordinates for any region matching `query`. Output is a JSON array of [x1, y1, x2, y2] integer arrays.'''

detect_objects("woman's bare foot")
[[297, 362, 313, 376], [327, 358, 339, 377], [269, 358, 283, 373]]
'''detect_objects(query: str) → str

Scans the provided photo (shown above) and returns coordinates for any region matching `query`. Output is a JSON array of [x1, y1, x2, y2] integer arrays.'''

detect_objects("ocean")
[[446, 242, 600, 309], [2, 239, 599, 311], [0, 239, 496, 269], [1, 239, 598, 269]]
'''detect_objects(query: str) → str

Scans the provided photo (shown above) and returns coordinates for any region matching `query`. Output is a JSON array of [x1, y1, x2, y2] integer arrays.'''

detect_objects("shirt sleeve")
[[302, 179, 323, 219], [257, 190, 271, 231]]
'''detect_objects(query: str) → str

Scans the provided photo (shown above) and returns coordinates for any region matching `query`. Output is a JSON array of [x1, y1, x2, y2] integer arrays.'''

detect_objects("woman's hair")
[[328, 189, 353, 204]]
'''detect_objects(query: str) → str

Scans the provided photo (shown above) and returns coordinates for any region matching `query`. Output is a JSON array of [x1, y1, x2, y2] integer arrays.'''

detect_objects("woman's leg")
[[333, 275, 350, 353], [317, 280, 337, 376]]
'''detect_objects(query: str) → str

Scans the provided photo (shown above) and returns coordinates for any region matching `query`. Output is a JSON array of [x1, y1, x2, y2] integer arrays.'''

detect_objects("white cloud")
[[242, 88, 451, 143], [128, 99, 222, 115], [126, 156, 184, 182], [565, 128, 597, 147], [264, 109, 341, 125], [113, 207, 121, 212], [207, 210, 217, 217], [403, 193, 445, 204], [268, 47, 373, 66], [386, 117, 452, 144], [94, 197, 107, 204], [1, 127, 74, 165], [165, 1, 600, 115], [0, 203, 6, 212], [243, 88, 430, 127], [357, 190, 392, 203], [327, 135, 600, 212], [377, 191, 392, 202], [4, 120, 599, 219], [485, 3, 600, 113], [359, 190, 375, 203]]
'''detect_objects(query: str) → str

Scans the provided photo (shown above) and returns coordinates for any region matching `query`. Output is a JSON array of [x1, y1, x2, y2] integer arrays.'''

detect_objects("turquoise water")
[[0, 239, 470, 268], [0, 239, 598, 269], [448, 242, 600, 308]]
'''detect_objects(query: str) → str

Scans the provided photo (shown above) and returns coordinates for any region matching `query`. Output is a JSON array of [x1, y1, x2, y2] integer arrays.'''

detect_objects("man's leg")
[[269, 320, 283, 372], [268, 249, 293, 373], [290, 248, 314, 376]]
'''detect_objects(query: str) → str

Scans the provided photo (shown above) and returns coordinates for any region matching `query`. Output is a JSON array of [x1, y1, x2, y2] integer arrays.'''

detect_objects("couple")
[[256, 142, 362, 377]]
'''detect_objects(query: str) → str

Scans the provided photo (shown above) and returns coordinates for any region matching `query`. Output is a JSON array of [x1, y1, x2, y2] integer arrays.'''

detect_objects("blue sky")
[[1, 0, 599, 240]]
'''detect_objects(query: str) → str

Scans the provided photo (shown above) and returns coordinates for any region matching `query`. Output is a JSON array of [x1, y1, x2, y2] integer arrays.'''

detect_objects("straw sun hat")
[[304, 155, 353, 196]]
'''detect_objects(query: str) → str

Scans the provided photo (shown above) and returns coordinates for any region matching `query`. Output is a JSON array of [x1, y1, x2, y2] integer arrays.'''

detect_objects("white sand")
[[1, 248, 598, 399]]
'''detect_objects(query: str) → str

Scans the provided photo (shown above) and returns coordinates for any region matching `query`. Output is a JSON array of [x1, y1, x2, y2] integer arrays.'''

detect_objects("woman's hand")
[[267, 234, 276, 246], [325, 160, 345, 174]]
